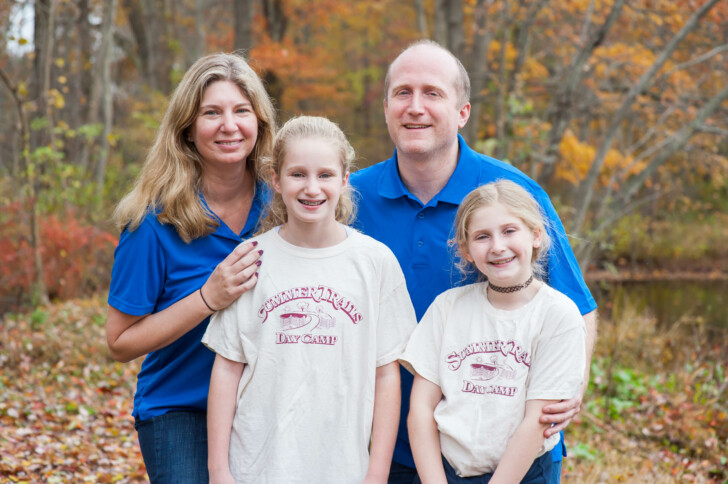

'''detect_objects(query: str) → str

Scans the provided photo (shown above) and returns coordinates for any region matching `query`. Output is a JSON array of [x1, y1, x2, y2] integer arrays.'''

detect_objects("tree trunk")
[[434, 0, 448, 46], [262, 0, 286, 42], [0, 69, 49, 306], [234, 0, 255, 53], [414, 0, 427, 36], [463, 0, 493, 146], [95, 0, 118, 210]]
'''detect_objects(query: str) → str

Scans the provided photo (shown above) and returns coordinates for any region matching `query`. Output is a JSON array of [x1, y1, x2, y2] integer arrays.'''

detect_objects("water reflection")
[[588, 280, 728, 340]]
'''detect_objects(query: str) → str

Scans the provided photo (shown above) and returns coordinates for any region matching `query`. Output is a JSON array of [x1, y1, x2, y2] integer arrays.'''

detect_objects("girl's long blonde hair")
[[257, 116, 356, 234], [452, 180, 551, 279], [113, 52, 277, 242]]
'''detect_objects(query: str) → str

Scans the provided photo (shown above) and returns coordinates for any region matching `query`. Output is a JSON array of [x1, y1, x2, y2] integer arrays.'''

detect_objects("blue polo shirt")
[[108, 186, 268, 421], [350, 135, 596, 468]]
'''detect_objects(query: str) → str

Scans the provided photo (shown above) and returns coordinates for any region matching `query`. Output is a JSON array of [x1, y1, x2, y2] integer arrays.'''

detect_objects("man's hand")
[[539, 395, 582, 438]]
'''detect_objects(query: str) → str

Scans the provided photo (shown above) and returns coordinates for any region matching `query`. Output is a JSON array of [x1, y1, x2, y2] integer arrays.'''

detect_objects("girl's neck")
[[486, 277, 542, 311], [278, 220, 347, 249]]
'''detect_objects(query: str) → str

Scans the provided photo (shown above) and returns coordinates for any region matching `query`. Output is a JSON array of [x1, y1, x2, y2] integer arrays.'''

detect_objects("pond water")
[[588, 280, 728, 340]]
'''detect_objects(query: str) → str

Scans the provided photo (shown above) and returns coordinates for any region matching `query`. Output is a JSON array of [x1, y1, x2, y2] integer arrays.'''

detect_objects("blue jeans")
[[550, 460, 562, 484], [389, 461, 419, 484], [413, 453, 551, 484], [135, 410, 208, 484]]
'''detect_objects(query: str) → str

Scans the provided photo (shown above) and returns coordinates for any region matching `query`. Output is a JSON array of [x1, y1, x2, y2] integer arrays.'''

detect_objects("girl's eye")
[[203, 110, 217, 116], [320, 173, 334, 179]]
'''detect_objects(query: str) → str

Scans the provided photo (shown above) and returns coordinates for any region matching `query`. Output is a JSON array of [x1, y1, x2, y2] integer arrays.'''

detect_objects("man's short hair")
[[383, 39, 471, 108]]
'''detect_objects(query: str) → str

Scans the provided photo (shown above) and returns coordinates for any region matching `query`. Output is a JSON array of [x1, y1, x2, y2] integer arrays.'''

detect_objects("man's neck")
[[397, 142, 460, 205]]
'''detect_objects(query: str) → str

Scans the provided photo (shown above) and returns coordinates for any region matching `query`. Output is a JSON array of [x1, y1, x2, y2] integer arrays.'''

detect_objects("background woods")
[[1, 1, 727, 481]]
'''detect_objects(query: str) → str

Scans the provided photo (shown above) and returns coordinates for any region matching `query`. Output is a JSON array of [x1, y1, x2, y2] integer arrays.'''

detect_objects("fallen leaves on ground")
[[0, 297, 146, 483]]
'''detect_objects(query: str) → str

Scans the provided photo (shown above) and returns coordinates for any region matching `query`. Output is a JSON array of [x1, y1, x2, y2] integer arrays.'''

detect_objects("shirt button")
[[418, 213, 425, 219], [417, 240, 424, 247]]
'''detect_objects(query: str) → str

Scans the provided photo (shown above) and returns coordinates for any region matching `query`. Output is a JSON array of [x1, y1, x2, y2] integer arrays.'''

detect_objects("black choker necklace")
[[488, 275, 534, 294]]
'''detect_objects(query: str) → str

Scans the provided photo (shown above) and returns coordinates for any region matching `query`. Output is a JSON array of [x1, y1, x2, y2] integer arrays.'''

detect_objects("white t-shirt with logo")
[[400, 282, 585, 477], [202, 227, 417, 484]]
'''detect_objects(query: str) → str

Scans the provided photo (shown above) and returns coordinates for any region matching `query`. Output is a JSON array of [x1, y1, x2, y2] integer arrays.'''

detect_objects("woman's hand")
[[202, 240, 262, 311]]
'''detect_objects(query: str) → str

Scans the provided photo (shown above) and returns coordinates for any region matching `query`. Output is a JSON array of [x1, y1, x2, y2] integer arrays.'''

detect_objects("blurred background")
[[1, 1, 726, 482]]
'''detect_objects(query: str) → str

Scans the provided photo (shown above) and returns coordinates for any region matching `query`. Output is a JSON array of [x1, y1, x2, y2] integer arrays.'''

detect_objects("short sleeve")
[[526, 299, 586, 401], [374, 249, 418, 367], [533, 189, 597, 316], [202, 299, 247, 363], [108, 218, 165, 316], [399, 296, 446, 386]]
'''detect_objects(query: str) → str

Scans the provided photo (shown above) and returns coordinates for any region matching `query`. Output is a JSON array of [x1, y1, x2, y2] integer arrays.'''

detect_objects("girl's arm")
[[363, 361, 401, 484], [490, 399, 557, 484], [408, 374, 447, 484], [106, 241, 261, 362], [207, 354, 244, 484]]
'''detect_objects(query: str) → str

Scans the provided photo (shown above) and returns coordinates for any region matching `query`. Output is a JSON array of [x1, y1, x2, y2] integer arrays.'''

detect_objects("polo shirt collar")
[[377, 134, 480, 205], [199, 181, 267, 240]]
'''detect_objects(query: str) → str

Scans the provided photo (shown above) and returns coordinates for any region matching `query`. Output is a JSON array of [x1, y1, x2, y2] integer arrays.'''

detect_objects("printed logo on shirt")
[[445, 340, 530, 398], [258, 285, 363, 347]]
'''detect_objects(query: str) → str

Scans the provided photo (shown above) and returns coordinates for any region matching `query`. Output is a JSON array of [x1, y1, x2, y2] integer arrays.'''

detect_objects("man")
[[350, 40, 597, 484]]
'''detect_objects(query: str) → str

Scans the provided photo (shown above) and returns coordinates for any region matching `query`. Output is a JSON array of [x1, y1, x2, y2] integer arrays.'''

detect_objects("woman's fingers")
[[204, 241, 262, 310]]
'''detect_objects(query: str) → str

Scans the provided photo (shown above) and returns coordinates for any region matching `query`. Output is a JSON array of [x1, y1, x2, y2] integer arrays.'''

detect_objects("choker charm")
[[488, 275, 534, 294]]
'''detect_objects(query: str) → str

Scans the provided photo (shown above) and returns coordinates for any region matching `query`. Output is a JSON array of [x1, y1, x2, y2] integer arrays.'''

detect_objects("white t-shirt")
[[400, 282, 585, 477], [202, 227, 417, 484]]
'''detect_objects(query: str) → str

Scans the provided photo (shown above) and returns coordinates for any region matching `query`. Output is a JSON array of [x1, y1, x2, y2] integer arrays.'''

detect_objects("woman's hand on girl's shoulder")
[[203, 240, 263, 310]]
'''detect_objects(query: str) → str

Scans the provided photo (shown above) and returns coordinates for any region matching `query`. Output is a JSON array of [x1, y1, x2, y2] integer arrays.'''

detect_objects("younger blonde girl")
[[402, 180, 586, 484]]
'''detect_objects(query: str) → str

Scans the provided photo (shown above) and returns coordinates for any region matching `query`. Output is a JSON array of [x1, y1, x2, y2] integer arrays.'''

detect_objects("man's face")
[[384, 46, 470, 161]]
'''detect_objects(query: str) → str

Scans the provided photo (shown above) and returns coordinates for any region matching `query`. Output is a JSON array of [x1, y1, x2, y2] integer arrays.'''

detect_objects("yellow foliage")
[[524, 57, 548, 81], [557, 131, 594, 185], [49, 89, 65, 109], [54, 58, 65, 68]]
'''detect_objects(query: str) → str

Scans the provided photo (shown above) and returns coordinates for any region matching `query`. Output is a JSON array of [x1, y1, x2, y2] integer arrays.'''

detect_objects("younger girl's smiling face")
[[463, 202, 542, 286], [272, 137, 348, 231]]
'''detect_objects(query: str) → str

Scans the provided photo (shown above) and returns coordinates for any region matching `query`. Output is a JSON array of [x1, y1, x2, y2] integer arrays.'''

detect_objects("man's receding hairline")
[[385, 42, 469, 107]]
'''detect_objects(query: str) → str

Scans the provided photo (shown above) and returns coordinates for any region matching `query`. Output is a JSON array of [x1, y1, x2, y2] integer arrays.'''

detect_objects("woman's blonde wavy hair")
[[257, 116, 356, 234], [452, 179, 551, 280], [112, 52, 277, 242]]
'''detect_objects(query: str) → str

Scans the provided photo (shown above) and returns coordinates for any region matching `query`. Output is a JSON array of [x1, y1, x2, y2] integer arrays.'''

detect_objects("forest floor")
[[1, 296, 726, 483]]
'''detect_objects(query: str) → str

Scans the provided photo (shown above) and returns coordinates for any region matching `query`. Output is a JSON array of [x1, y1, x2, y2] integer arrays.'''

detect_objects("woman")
[[106, 53, 276, 483]]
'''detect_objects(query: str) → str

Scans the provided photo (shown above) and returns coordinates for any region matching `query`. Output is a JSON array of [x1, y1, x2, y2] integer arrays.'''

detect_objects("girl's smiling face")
[[271, 137, 348, 232], [462, 202, 542, 286]]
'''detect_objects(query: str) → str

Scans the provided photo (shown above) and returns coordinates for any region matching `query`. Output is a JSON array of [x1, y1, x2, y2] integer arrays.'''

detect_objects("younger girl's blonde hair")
[[112, 52, 277, 242], [452, 180, 551, 279], [257, 116, 356, 233]]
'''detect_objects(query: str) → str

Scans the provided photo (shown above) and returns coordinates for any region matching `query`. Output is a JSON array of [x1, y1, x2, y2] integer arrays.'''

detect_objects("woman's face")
[[188, 80, 259, 169]]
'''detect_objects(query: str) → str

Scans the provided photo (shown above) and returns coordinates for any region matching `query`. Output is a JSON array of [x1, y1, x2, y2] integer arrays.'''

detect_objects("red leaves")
[[0, 202, 117, 312]]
